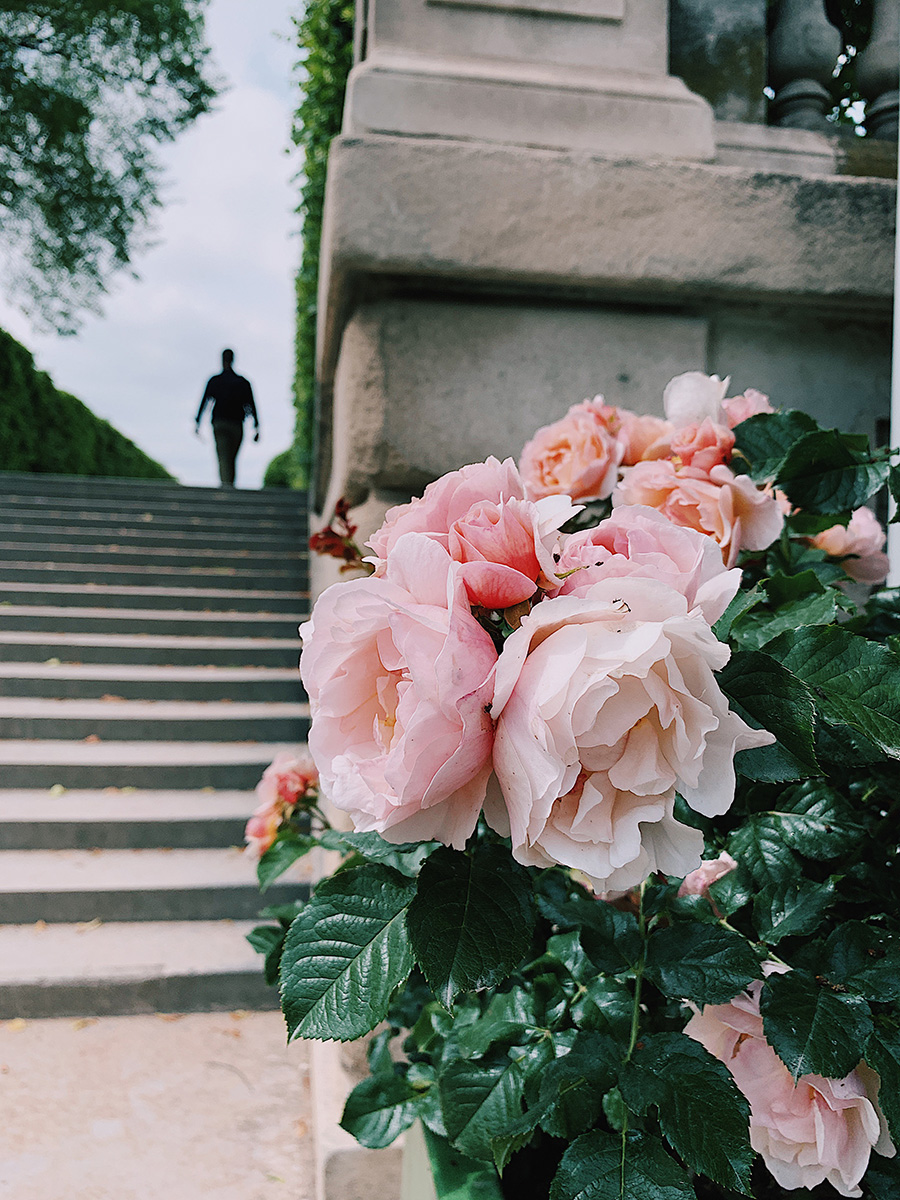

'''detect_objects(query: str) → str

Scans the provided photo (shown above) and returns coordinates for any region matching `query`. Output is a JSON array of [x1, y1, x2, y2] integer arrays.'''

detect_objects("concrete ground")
[[0, 1011, 313, 1200]]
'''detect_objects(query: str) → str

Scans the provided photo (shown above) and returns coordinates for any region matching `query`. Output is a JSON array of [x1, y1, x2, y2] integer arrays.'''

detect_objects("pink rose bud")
[[677, 850, 737, 899], [811, 507, 889, 585], [670, 418, 736, 472], [519, 398, 625, 501], [721, 388, 774, 427]]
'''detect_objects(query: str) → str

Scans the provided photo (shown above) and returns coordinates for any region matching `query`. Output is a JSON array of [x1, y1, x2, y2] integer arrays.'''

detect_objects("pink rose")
[[448, 494, 573, 609], [489, 577, 773, 891], [613, 460, 784, 567], [677, 850, 737, 903], [811, 507, 889, 585], [300, 533, 497, 849], [618, 412, 673, 465], [686, 973, 895, 1197], [663, 372, 729, 427], [554, 505, 741, 626], [670, 418, 735, 472], [722, 388, 774, 428], [244, 752, 318, 859], [367, 457, 527, 562], [519, 398, 625, 501]]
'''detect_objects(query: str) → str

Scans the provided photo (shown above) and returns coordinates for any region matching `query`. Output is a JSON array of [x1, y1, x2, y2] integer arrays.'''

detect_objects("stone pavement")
[[0, 1011, 313, 1200]]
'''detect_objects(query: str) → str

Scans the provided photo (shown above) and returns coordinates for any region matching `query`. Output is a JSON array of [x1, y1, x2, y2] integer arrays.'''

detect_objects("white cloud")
[[0, 0, 302, 489]]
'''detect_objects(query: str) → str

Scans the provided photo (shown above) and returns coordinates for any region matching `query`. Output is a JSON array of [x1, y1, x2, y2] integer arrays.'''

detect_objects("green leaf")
[[718, 650, 820, 781], [865, 1153, 900, 1200], [645, 923, 760, 1005], [280, 864, 416, 1042], [570, 976, 634, 1039], [823, 923, 900, 1002], [707, 865, 754, 917], [864, 1023, 900, 1145], [760, 968, 873, 1080], [257, 833, 318, 891], [340, 1072, 419, 1148], [550, 1130, 694, 1200], [331, 830, 438, 877], [733, 590, 838, 653], [545, 930, 596, 985], [888, 463, 900, 523], [439, 1043, 550, 1161], [621, 1033, 753, 1193], [246, 924, 283, 956], [578, 901, 642, 974], [732, 409, 819, 482], [534, 1033, 618, 1140], [767, 625, 900, 758], [753, 877, 836, 945], [407, 845, 536, 1008], [449, 989, 543, 1060], [728, 817, 800, 887], [776, 429, 889, 513], [713, 584, 764, 641]]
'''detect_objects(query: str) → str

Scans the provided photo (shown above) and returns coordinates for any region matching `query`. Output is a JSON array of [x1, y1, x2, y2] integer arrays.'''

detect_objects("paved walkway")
[[0, 1011, 313, 1200]]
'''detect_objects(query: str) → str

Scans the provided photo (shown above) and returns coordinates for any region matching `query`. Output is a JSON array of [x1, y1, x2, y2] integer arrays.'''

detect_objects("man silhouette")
[[195, 348, 260, 487]]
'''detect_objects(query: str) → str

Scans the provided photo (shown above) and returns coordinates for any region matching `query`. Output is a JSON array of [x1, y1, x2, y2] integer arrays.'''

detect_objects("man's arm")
[[245, 382, 260, 442], [195, 379, 214, 428]]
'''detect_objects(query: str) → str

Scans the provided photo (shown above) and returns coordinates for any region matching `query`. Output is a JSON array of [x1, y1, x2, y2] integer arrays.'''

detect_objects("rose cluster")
[[244, 751, 318, 858], [300, 450, 773, 892]]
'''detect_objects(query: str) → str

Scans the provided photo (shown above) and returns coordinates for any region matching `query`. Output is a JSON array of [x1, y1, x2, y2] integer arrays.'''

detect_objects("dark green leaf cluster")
[[0, 1, 217, 330], [0, 325, 172, 476]]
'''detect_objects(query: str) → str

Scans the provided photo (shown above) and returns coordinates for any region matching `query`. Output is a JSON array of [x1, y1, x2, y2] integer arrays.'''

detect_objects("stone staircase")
[[0, 473, 312, 1018]]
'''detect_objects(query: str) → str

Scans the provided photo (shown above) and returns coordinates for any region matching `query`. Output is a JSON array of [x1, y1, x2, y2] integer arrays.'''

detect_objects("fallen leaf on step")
[[99, 694, 125, 703], [72, 1019, 97, 1031], [43, 657, 61, 666], [48, 784, 66, 797], [76, 919, 103, 933], [155, 1013, 185, 1022], [230, 1011, 249, 1021], [83, 734, 101, 743], [296, 1120, 309, 1139], [6, 1019, 26, 1032], [33, 920, 47, 932]]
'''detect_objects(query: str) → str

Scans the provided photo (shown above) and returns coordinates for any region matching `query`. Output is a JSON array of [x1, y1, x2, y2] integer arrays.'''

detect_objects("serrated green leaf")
[[728, 818, 800, 887], [622, 1033, 753, 1193], [535, 1033, 618, 1140], [579, 901, 642, 974], [448, 989, 543, 1060], [332, 830, 438, 876], [545, 930, 596, 985], [246, 924, 283, 956], [864, 1024, 900, 1145], [340, 1072, 419, 1148], [571, 976, 634, 1039], [760, 969, 873, 1080], [439, 1043, 550, 1161], [865, 1152, 900, 1199], [280, 863, 416, 1042], [770, 780, 863, 858], [733, 590, 838, 653], [888, 464, 900, 523], [732, 409, 819, 482], [776, 429, 889, 513], [753, 877, 836, 945], [707, 865, 754, 917], [550, 1130, 694, 1200], [823, 923, 900, 1002], [407, 845, 535, 1008], [257, 833, 318, 891], [257, 899, 304, 922], [713, 584, 764, 641], [718, 650, 819, 781], [767, 625, 900, 758], [645, 923, 760, 1005]]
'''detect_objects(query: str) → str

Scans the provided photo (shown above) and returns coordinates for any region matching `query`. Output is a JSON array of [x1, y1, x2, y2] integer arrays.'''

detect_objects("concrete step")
[[0, 920, 282, 1017], [0, 847, 311, 922], [0, 470, 306, 505], [0, 789, 256, 850], [0, 561, 307, 591], [0, 740, 301, 789], [0, 541, 309, 571], [0, 522, 305, 551], [0, 697, 310, 741], [0, 631, 302, 667], [0, 662, 305, 702], [0, 490, 307, 518], [0, 509, 306, 537], [0, 581, 308, 613], [0, 604, 304, 637]]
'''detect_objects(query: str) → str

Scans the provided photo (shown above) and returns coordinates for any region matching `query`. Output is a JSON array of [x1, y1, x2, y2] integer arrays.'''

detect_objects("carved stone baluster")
[[767, 0, 842, 130], [855, 0, 899, 140]]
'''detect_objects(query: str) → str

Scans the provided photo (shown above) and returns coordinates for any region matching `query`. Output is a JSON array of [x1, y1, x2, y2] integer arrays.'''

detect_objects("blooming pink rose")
[[448, 494, 573, 609], [722, 388, 774, 428], [663, 372, 729, 427], [613, 461, 784, 567], [244, 752, 318, 859], [686, 973, 895, 1197], [519, 398, 625, 501], [554, 505, 741, 625], [489, 577, 773, 891], [300, 534, 497, 848], [618, 412, 673, 465], [670, 418, 735, 472], [811, 506, 889, 585], [367, 457, 527, 562], [677, 850, 737, 898]]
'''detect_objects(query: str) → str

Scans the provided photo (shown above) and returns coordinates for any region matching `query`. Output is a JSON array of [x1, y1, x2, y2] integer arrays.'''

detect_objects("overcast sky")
[[0, 0, 300, 489]]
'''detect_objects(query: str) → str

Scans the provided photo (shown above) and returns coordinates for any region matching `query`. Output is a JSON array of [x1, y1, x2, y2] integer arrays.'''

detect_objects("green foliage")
[[551, 1131, 694, 1200], [262, 447, 305, 489], [290, 0, 354, 483], [0, 1, 216, 330], [0, 326, 172, 477], [760, 969, 874, 1080]]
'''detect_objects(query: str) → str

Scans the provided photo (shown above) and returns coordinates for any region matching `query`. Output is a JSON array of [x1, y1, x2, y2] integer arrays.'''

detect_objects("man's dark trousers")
[[213, 420, 243, 486]]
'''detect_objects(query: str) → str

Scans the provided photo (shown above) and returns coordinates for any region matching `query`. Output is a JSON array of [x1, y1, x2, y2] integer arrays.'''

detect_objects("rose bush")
[[249, 373, 900, 1200]]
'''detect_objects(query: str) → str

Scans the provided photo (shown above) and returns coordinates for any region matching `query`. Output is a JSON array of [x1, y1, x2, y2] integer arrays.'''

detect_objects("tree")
[[0, 1, 218, 331]]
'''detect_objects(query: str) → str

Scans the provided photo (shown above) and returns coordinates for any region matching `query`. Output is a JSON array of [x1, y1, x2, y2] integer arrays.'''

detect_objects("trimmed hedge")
[[0, 327, 173, 479]]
